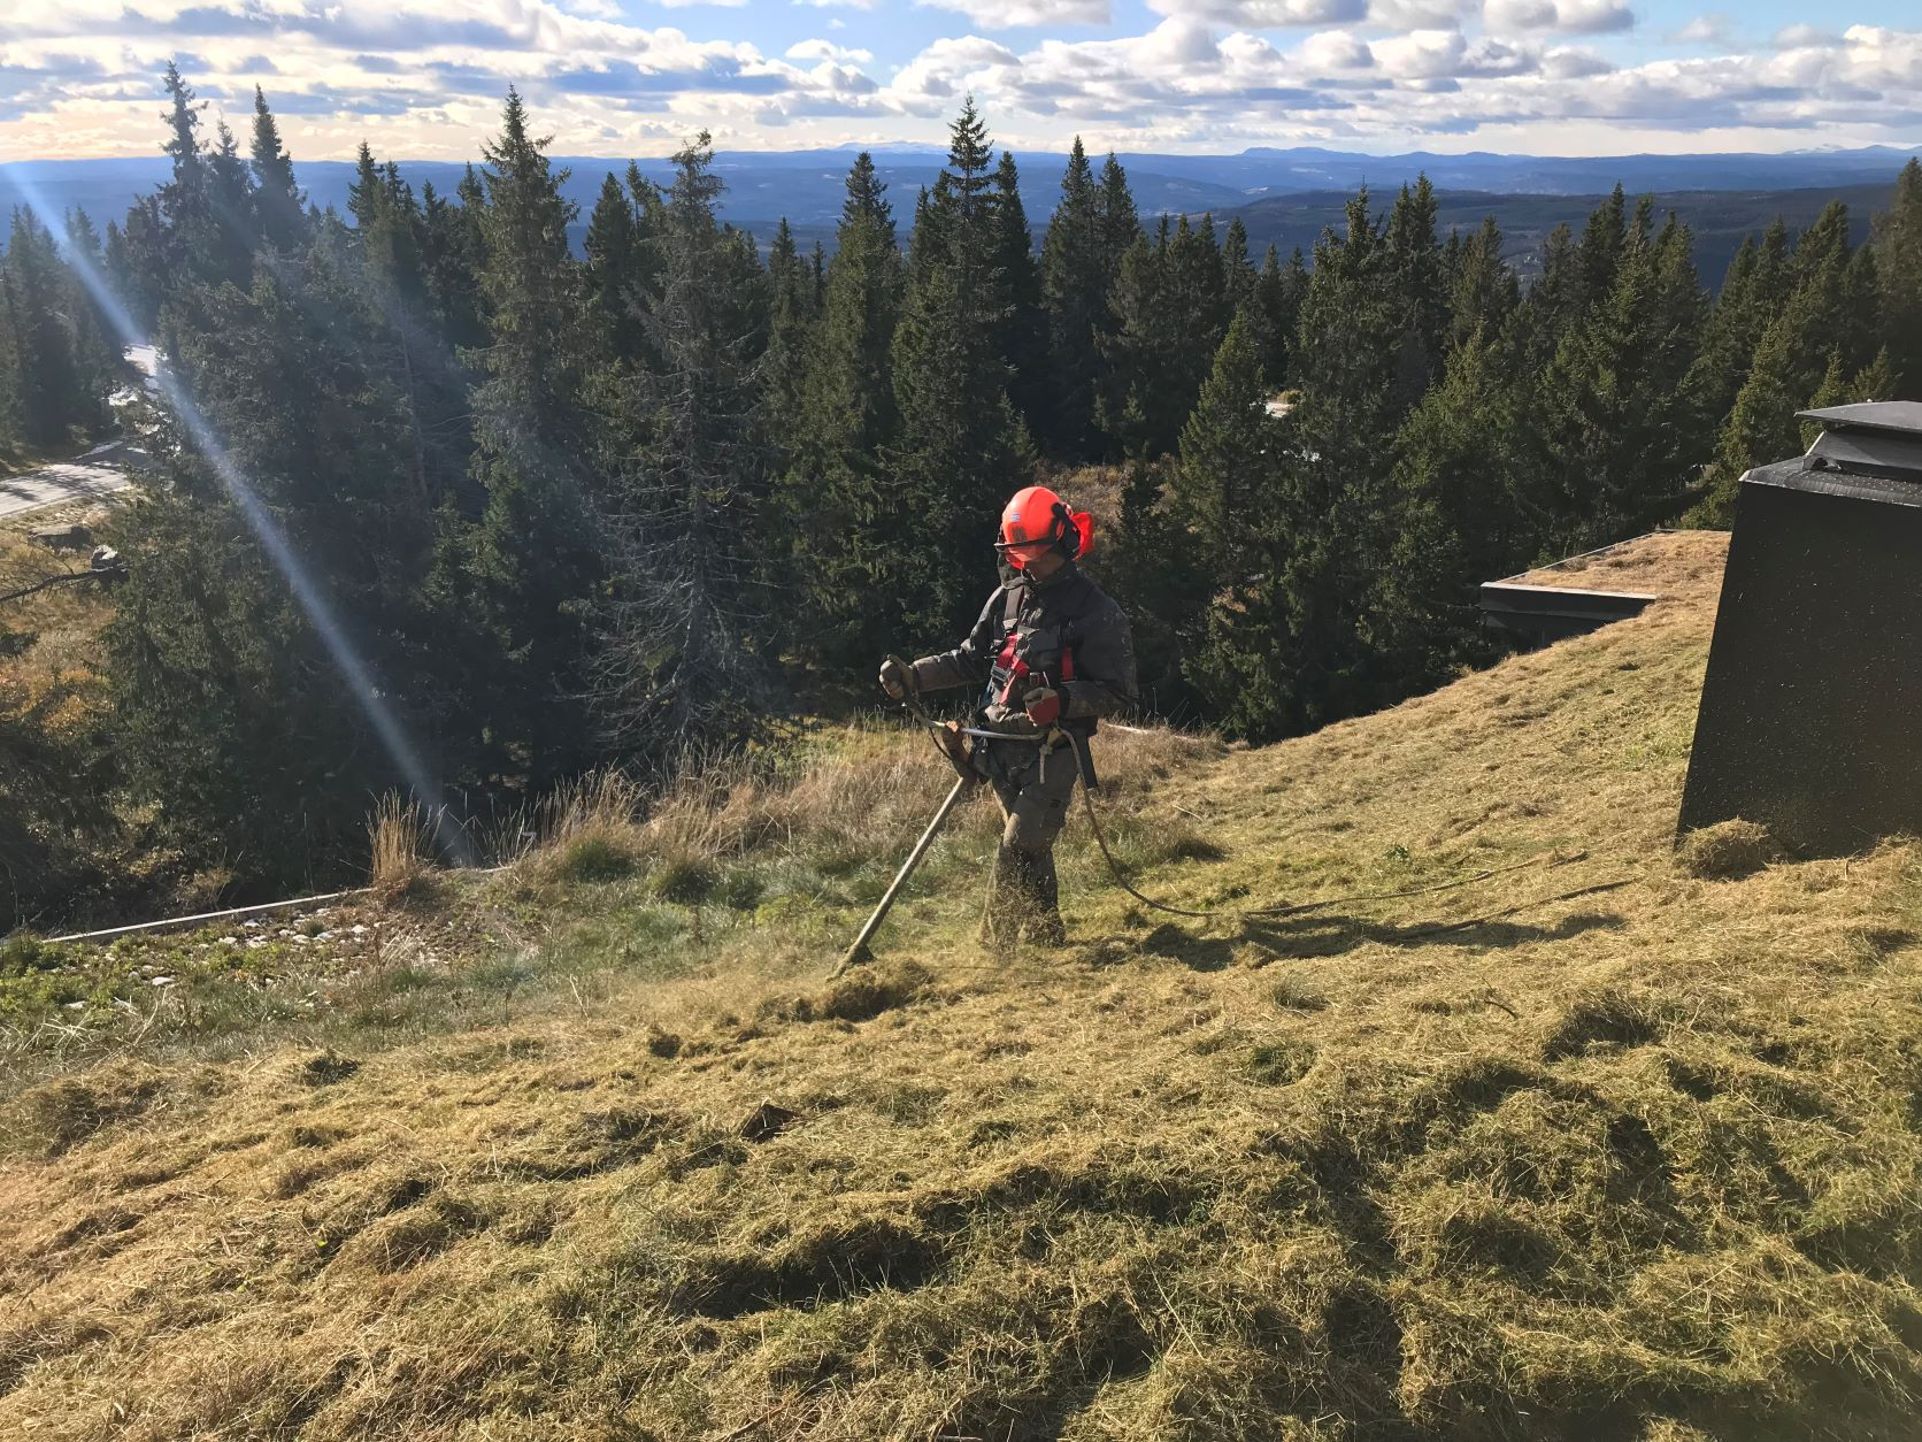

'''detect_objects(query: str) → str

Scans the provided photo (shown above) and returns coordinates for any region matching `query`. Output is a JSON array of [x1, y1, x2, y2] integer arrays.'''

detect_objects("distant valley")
[[5, 145, 1916, 284]]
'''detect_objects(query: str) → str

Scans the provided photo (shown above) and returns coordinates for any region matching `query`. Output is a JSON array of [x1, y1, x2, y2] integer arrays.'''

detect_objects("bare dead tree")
[[593, 132, 782, 759]]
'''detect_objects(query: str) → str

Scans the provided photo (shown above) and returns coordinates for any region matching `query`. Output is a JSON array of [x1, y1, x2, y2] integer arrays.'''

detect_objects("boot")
[[983, 845, 1046, 950], [1024, 851, 1066, 946]]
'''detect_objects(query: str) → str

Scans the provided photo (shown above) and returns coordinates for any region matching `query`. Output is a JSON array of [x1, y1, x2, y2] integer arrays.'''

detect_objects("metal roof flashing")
[[1742, 459, 1922, 509], [1797, 400, 1922, 436], [1778, 401, 1922, 489]]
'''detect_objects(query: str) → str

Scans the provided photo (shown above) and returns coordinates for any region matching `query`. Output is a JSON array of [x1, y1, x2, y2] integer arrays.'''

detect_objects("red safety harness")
[[991, 583, 1075, 709]]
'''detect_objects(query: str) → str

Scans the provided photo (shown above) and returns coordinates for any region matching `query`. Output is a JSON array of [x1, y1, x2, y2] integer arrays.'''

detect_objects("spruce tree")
[[1384, 177, 1447, 408], [1447, 216, 1517, 353], [1274, 188, 1416, 724], [1098, 225, 1169, 455], [0, 275, 20, 447], [1799, 348, 1895, 443], [760, 216, 813, 457], [348, 142, 384, 228], [884, 102, 1027, 633], [1103, 214, 1225, 457], [598, 133, 778, 748], [1694, 201, 1880, 523], [58, 209, 118, 426], [1514, 222, 1581, 373], [204, 120, 256, 283], [1693, 317, 1801, 524], [1096, 152, 1140, 270], [1576, 183, 1629, 311], [443, 88, 597, 787], [1375, 324, 1524, 681], [3, 211, 85, 446], [117, 62, 217, 318], [775, 151, 904, 673], [993, 150, 1048, 447], [1175, 312, 1289, 738], [1247, 245, 1305, 387], [1532, 210, 1707, 548], [421, 169, 488, 355], [1222, 216, 1255, 317], [1039, 138, 1106, 459], [582, 171, 649, 366], [249, 86, 306, 251], [1872, 159, 1922, 397], [104, 182, 462, 884]]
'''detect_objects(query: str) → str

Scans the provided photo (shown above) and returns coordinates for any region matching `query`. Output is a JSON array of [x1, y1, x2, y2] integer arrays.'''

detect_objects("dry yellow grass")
[[0, 502, 118, 684], [366, 794, 434, 902], [5, 530, 1922, 1440]]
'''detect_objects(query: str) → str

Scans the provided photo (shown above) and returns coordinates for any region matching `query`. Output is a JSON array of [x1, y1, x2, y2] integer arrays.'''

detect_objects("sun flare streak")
[[12, 176, 476, 865]]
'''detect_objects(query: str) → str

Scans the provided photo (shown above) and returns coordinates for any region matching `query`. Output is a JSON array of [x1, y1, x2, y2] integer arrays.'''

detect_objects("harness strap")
[[994, 581, 1080, 698]]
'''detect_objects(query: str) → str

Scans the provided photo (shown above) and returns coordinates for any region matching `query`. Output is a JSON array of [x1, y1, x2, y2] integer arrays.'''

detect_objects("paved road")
[[0, 446, 134, 522]]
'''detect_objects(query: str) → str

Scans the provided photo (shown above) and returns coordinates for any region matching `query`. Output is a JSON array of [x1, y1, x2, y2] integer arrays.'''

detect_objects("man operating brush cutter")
[[877, 485, 1138, 950]]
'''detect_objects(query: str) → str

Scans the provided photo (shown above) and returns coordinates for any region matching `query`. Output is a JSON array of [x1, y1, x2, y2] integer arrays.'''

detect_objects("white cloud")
[[916, 0, 1110, 29], [1376, 28, 1538, 78], [2, 0, 1920, 160], [1146, 0, 1367, 26], [889, 33, 1022, 107], [1300, 28, 1375, 69], [1672, 14, 1731, 46], [1773, 25, 1836, 50], [1555, 0, 1634, 32], [1366, 0, 1478, 30], [786, 38, 874, 63], [1484, 0, 1634, 35], [1542, 45, 1611, 77]]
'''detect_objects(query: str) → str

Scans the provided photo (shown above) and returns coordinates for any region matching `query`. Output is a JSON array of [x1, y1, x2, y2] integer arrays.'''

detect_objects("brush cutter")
[[834, 667, 1110, 975], [831, 770, 974, 978], [832, 691, 989, 976]]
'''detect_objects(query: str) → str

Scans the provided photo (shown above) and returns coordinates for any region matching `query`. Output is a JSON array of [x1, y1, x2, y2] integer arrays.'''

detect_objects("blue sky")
[[1, 0, 1918, 161]]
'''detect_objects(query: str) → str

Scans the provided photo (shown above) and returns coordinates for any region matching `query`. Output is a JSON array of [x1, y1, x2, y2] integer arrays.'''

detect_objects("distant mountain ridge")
[[5, 145, 1918, 248]]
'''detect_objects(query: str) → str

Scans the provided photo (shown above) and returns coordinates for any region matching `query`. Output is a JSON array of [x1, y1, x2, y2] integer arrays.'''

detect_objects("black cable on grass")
[[889, 687, 1620, 926], [1078, 786, 1605, 922]]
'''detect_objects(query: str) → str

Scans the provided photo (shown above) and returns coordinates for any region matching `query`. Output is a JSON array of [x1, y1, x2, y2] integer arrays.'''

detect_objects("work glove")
[[1023, 685, 1062, 728], [878, 656, 915, 701]]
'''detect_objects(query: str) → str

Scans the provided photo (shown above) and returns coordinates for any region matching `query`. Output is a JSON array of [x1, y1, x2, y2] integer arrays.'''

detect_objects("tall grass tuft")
[[367, 793, 433, 902], [525, 770, 648, 886]]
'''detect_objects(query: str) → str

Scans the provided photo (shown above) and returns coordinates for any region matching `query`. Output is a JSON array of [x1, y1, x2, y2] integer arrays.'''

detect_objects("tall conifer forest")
[[4, 70, 1922, 923]]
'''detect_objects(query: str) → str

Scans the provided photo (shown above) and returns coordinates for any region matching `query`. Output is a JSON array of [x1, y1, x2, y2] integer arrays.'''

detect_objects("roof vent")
[[1797, 401, 1922, 482]]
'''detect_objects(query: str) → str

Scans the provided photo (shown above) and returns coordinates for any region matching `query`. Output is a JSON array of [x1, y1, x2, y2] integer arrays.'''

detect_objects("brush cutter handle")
[[831, 774, 972, 977]]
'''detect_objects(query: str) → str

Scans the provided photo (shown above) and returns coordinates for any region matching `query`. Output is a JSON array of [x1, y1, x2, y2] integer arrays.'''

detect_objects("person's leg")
[[1027, 849, 1064, 945], [1003, 746, 1078, 943], [981, 761, 1029, 949]]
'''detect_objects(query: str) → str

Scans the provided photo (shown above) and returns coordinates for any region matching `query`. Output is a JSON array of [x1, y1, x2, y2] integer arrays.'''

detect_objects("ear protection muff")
[[1056, 504, 1095, 561], [1053, 501, 1080, 559]]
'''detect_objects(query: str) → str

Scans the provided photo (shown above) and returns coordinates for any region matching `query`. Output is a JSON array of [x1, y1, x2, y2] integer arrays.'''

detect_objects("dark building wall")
[[1679, 468, 1922, 855]]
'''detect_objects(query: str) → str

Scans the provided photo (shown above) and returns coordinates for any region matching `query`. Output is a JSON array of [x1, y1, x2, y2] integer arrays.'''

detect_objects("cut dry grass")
[[6, 532, 1922, 1439], [1677, 817, 1784, 881]]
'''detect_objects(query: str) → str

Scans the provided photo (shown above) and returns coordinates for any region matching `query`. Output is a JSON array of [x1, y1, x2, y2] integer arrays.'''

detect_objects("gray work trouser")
[[982, 738, 1079, 946]]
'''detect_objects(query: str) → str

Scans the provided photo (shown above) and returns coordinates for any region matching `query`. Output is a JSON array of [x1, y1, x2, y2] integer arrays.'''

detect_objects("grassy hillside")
[[6, 531, 1922, 1440]]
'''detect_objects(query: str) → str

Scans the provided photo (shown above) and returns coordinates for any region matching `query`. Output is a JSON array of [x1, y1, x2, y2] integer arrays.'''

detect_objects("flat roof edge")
[[1479, 583, 1660, 603]]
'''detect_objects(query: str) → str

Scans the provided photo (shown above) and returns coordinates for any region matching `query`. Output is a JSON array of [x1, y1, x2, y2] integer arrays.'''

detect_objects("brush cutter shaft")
[[834, 775, 972, 976]]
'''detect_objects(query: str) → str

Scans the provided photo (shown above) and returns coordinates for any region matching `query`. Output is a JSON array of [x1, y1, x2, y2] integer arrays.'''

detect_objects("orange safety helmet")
[[996, 486, 1094, 571]]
